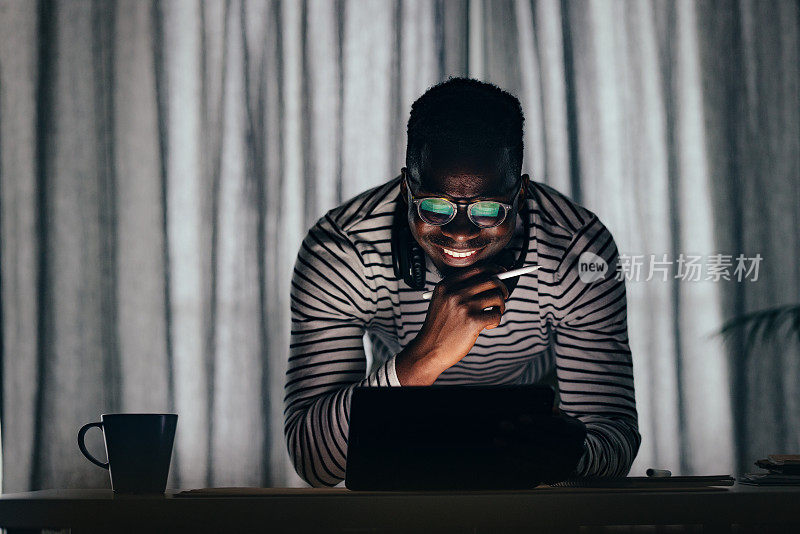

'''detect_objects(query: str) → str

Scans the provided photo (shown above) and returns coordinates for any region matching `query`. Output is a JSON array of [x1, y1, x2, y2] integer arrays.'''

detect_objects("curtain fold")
[[1, 0, 797, 492], [696, 0, 800, 473]]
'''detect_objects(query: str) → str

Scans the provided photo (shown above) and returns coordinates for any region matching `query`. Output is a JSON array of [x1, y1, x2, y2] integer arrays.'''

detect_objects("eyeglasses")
[[406, 179, 523, 229]]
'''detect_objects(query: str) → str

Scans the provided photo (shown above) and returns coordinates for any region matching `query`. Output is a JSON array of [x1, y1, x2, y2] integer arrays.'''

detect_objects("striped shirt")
[[285, 175, 640, 487]]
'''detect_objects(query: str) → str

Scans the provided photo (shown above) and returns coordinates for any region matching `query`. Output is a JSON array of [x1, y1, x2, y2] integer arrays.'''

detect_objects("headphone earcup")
[[391, 193, 426, 290], [408, 241, 425, 289], [501, 200, 532, 297]]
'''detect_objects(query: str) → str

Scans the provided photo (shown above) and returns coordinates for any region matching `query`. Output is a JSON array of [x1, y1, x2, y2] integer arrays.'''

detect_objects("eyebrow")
[[413, 187, 508, 202]]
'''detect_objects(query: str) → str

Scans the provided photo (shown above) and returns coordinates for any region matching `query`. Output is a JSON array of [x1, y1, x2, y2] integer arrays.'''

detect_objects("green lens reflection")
[[470, 202, 501, 217], [419, 198, 454, 214]]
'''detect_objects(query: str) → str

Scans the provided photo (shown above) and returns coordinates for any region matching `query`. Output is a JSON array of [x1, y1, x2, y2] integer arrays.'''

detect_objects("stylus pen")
[[421, 265, 540, 300]]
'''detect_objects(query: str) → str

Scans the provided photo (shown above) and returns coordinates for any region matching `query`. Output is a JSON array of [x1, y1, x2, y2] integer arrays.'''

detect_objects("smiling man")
[[285, 78, 640, 487]]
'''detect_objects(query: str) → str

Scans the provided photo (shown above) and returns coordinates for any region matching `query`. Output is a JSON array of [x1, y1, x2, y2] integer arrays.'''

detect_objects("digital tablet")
[[345, 384, 555, 490]]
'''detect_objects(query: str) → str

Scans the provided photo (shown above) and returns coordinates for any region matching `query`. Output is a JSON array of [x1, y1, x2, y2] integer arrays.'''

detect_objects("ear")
[[518, 174, 530, 209], [400, 168, 409, 205]]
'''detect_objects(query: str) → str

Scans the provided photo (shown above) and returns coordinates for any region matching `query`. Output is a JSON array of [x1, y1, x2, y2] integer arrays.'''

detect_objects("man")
[[285, 78, 640, 487]]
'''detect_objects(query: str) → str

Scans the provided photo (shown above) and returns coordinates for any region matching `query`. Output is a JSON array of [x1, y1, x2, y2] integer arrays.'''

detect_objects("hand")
[[492, 413, 587, 484], [396, 264, 509, 384]]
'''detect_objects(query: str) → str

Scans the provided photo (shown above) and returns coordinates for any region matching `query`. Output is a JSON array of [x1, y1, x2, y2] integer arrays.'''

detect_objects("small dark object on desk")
[[741, 454, 800, 485], [645, 468, 672, 477], [739, 454, 800, 486], [754, 454, 800, 475]]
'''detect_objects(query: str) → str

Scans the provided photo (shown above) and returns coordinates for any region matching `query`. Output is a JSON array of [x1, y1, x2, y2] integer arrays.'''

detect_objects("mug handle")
[[77, 422, 109, 469]]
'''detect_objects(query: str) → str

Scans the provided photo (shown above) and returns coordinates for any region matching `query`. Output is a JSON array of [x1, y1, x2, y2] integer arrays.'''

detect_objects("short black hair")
[[405, 77, 524, 188]]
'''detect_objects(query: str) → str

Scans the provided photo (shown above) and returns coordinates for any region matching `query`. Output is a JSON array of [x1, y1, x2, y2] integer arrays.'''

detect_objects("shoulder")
[[527, 181, 619, 285], [298, 176, 400, 275], [527, 181, 597, 234], [326, 176, 401, 235]]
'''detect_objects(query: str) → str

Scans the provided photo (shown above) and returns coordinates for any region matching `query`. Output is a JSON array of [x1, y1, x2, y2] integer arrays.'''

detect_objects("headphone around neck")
[[391, 182, 531, 294]]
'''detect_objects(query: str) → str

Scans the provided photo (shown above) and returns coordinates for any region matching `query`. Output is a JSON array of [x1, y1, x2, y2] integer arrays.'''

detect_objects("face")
[[401, 163, 528, 273]]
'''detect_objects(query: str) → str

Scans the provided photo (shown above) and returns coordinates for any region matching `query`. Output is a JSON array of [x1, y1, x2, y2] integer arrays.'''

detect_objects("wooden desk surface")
[[0, 485, 799, 533]]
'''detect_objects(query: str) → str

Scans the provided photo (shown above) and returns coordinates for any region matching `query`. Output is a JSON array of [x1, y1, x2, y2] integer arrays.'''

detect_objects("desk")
[[0, 485, 798, 533]]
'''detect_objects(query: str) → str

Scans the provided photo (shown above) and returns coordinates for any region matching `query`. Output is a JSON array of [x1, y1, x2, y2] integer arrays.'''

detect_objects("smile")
[[442, 248, 479, 259]]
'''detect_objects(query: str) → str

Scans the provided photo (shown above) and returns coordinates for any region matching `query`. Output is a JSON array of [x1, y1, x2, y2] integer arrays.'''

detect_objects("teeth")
[[443, 248, 477, 258]]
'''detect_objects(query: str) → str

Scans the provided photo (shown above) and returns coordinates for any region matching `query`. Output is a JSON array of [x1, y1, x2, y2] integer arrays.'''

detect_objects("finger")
[[429, 274, 504, 306], [471, 288, 506, 316], [492, 274, 510, 300], [442, 263, 505, 287], [456, 275, 510, 300], [476, 304, 503, 330], [442, 264, 491, 283]]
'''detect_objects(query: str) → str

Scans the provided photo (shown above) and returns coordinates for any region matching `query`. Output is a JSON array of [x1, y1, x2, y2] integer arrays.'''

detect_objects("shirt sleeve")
[[551, 216, 641, 478], [284, 214, 401, 487]]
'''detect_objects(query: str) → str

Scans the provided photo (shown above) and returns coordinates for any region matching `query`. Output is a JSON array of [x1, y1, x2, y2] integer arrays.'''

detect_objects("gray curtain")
[[0, 0, 797, 492]]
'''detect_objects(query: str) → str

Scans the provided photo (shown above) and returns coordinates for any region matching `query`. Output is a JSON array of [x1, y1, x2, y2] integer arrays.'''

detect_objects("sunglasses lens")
[[418, 198, 455, 225], [469, 201, 506, 227]]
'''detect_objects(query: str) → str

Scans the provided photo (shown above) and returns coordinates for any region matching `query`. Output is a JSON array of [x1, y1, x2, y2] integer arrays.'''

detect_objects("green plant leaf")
[[718, 304, 800, 352]]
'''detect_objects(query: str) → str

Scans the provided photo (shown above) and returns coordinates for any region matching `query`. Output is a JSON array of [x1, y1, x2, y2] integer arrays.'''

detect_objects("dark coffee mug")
[[78, 413, 177, 494]]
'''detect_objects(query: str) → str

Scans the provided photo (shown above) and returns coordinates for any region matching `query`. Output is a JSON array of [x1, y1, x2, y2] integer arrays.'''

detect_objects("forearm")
[[284, 355, 399, 487], [574, 416, 641, 478], [286, 338, 446, 487], [394, 338, 445, 386]]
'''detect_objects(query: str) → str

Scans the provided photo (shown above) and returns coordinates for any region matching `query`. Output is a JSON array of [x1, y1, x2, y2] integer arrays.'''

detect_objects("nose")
[[440, 206, 480, 243]]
